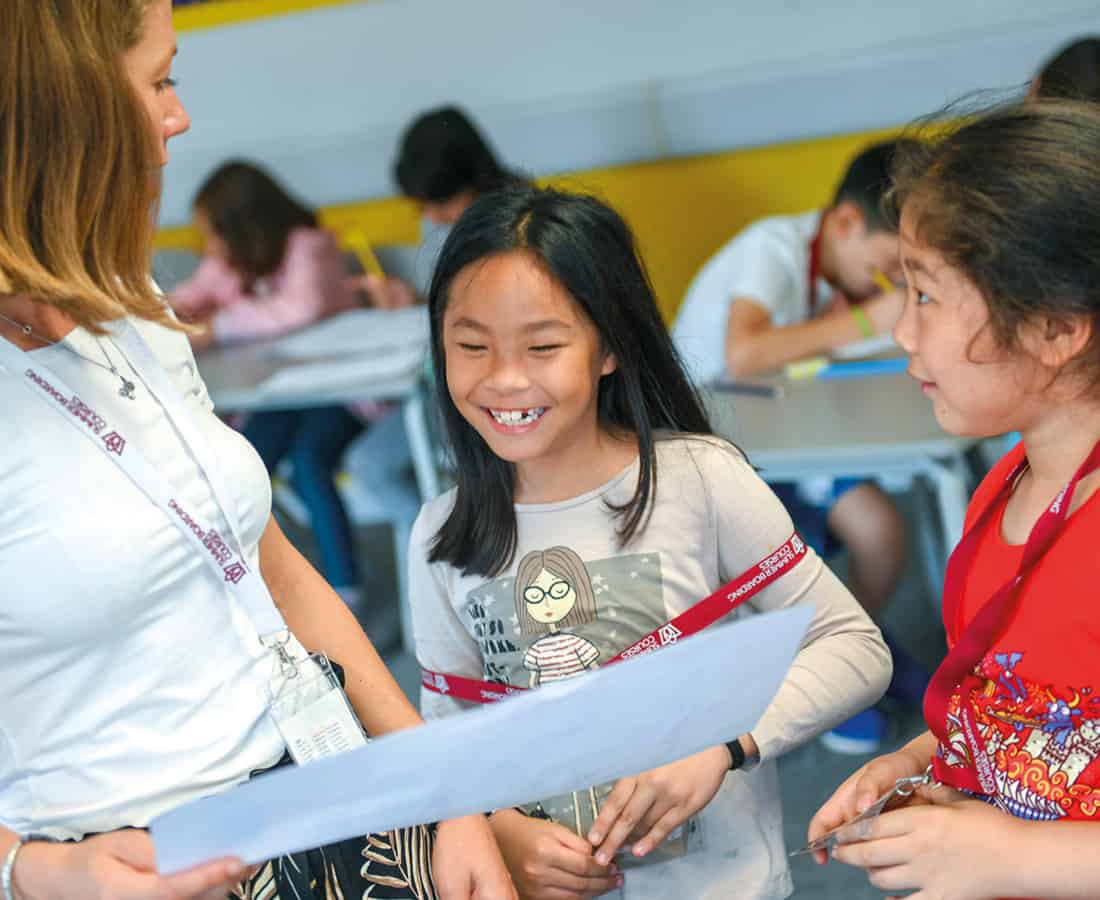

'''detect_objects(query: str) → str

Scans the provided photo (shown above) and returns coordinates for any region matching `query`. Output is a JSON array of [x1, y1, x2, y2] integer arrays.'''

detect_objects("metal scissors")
[[790, 766, 936, 856]]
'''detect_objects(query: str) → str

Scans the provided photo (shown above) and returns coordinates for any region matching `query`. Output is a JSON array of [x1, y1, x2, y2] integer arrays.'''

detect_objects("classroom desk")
[[702, 372, 974, 598], [196, 312, 438, 655], [195, 309, 440, 505]]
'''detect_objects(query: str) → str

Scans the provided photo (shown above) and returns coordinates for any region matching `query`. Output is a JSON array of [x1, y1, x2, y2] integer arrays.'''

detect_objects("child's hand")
[[168, 295, 210, 319], [381, 276, 418, 309], [13, 831, 248, 900], [587, 745, 729, 865], [356, 274, 418, 309], [433, 815, 518, 900], [488, 809, 620, 900], [830, 786, 1020, 900], [808, 746, 929, 865]]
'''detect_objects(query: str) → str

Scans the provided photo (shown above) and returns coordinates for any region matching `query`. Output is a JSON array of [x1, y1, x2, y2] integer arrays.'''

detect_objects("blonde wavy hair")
[[0, 0, 176, 333]]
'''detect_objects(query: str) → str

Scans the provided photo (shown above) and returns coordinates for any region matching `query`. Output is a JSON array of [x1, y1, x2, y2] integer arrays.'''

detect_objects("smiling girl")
[[409, 184, 890, 900]]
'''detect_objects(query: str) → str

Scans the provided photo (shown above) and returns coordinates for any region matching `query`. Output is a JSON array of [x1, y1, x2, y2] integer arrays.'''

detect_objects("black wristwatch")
[[725, 736, 759, 771], [725, 739, 746, 770]]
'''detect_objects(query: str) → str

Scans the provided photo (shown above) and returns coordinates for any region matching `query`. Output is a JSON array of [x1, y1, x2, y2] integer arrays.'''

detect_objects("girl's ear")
[[600, 350, 618, 377], [1020, 314, 1093, 371]]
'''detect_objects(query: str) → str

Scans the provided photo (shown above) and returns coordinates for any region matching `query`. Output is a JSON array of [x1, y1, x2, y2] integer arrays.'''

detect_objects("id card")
[[268, 653, 367, 765], [790, 767, 935, 856], [522, 785, 701, 869], [616, 819, 697, 869]]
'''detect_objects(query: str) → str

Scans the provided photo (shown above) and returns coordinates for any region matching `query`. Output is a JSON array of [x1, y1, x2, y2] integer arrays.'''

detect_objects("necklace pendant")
[[119, 378, 136, 400]]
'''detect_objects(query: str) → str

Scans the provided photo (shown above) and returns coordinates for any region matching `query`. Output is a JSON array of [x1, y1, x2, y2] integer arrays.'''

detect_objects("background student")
[[0, 2, 513, 899], [1032, 35, 1100, 102], [410, 184, 891, 899], [809, 100, 1100, 900], [671, 140, 910, 384], [395, 105, 524, 228], [173, 160, 364, 344], [172, 161, 387, 618], [672, 140, 922, 754], [390, 105, 526, 296]]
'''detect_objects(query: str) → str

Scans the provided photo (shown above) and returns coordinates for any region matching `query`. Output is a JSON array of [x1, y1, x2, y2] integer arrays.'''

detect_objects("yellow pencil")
[[344, 226, 385, 276], [872, 269, 895, 294]]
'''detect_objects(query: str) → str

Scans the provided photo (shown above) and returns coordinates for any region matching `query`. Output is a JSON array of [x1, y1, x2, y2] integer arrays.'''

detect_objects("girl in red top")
[[808, 100, 1100, 899]]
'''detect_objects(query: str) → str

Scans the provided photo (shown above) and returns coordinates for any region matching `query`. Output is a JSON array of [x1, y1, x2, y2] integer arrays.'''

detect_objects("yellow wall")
[[549, 128, 899, 321], [156, 126, 898, 322], [174, 0, 363, 32], [155, 195, 421, 255]]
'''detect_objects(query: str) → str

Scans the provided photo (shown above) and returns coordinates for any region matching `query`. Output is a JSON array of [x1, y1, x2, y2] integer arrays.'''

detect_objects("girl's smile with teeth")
[[487, 407, 548, 429]]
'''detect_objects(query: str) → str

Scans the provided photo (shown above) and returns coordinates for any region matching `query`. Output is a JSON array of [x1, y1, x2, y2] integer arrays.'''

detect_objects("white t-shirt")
[[671, 211, 834, 384], [410, 436, 890, 900], [0, 316, 285, 840]]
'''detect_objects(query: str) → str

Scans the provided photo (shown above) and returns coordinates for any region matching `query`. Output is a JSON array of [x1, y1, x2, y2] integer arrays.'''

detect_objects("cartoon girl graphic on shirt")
[[515, 546, 600, 688]]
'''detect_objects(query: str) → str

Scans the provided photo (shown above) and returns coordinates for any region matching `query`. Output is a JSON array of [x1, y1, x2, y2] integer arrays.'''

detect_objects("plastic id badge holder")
[[524, 784, 700, 869], [267, 653, 368, 765]]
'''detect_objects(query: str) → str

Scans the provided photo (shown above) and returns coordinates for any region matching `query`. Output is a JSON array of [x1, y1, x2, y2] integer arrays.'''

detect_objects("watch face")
[[726, 739, 745, 769]]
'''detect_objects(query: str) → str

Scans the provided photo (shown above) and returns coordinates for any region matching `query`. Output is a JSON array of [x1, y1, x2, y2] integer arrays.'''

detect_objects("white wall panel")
[[160, 0, 1100, 224]]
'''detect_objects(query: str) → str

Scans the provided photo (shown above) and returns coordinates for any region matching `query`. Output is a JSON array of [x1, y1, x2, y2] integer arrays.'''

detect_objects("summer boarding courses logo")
[[102, 431, 126, 455]]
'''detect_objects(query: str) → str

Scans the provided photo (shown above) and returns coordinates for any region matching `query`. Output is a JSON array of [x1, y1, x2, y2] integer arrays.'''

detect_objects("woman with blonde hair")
[[0, 3, 515, 900]]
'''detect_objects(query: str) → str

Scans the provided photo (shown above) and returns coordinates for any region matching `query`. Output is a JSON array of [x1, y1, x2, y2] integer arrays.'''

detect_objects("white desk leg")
[[403, 388, 441, 504], [909, 458, 968, 614], [928, 454, 970, 560], [400, 389, 440, 656], [912, 476, 948, 610], [392, 515, 415, 657]]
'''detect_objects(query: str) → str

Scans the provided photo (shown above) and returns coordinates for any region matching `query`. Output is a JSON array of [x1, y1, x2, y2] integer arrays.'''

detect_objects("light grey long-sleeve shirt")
[[410, 435, 891, 900]]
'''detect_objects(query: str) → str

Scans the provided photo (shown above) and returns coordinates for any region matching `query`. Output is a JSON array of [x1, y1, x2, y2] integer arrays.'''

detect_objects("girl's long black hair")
[[428, 184, 714, 577]]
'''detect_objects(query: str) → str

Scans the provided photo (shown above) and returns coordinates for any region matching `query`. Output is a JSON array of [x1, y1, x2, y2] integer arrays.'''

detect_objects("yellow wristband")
[[850, 305, 874, 339]]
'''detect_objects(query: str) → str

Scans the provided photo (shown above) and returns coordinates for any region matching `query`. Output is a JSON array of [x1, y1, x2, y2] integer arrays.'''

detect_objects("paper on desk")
[[256, 343, 425, 398], [152, 606, 812, 874], [830, 332, 897, 360], [272, 307, 429, 360]]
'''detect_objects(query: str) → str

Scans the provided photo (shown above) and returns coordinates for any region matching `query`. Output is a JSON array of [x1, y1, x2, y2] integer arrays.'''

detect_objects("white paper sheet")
[[830, 332, 897, 360], [255, 343, 426, 398], [152, 605, 812, 874], [272, 308, 429, 360]]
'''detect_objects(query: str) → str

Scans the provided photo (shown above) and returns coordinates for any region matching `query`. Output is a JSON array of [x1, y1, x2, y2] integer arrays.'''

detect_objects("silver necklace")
[[0, 310, 137, 400]]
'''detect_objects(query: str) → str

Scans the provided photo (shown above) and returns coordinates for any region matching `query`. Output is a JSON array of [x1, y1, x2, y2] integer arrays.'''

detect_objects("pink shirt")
[[172, 227, 360, 344]]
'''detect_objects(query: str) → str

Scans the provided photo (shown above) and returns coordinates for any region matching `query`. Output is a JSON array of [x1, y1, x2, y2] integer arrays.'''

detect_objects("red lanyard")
[[925, 439, 1100, 794], [422, 533, 808, 704]]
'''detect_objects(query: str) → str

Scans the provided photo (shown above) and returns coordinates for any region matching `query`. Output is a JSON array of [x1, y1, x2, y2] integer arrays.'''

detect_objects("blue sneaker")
[[821, 708, 887, 755], [882, 629, 931, 709]]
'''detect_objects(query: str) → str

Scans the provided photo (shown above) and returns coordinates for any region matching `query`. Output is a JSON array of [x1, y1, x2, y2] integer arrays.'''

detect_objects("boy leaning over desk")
[[672, 139, 926, 755]]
